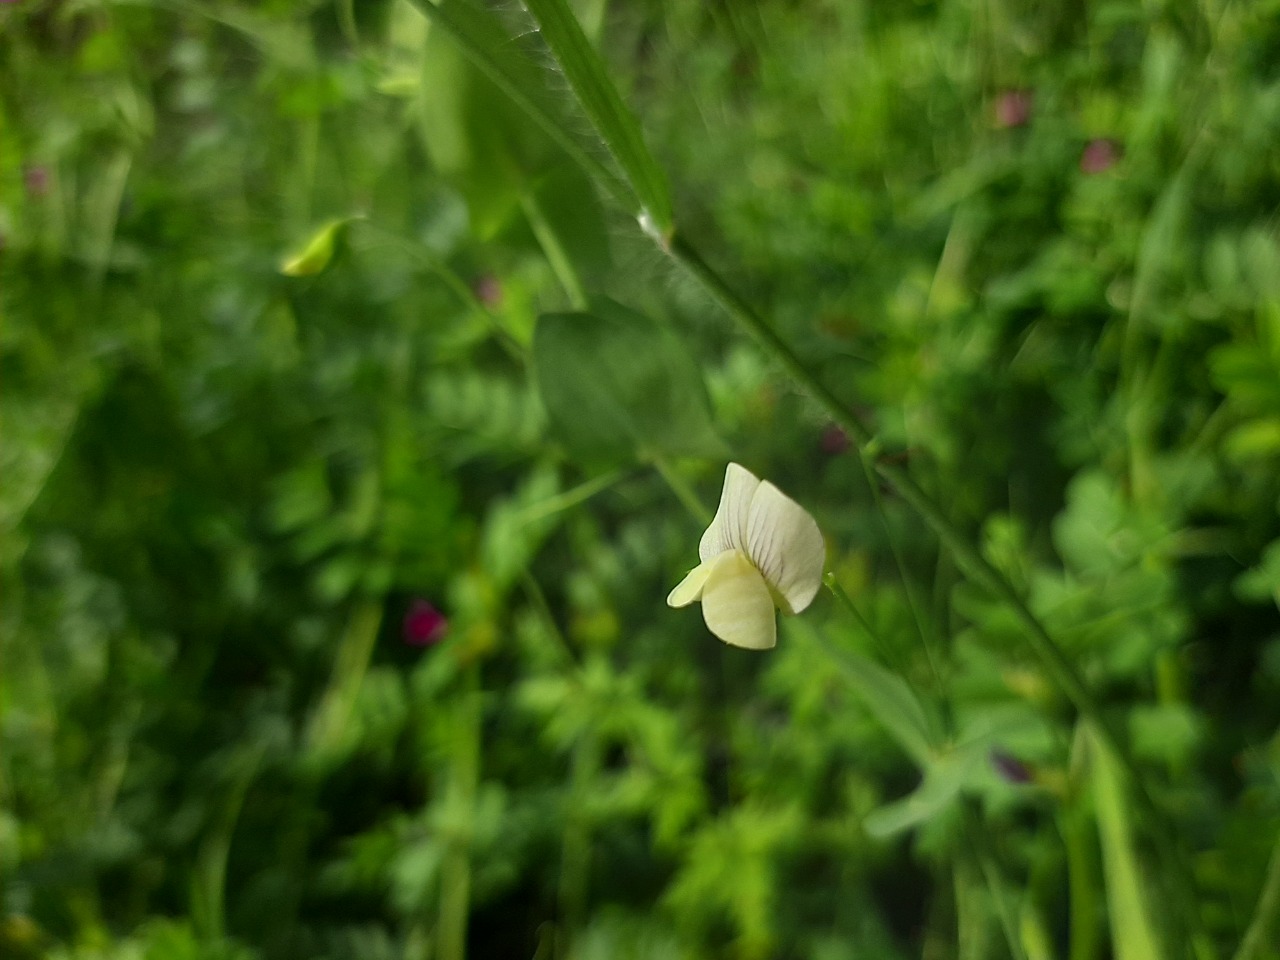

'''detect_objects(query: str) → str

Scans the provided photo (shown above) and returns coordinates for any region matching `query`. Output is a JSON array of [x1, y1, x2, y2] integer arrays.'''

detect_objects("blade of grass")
[[964, 803, 1030, 960], [521, 189, 589, 311], [438, 664, 483, 960], [405, 0, 636, 215], [521, 0, 673, 236], [1061, 803, 1103, 960], [1088, 722, 1166, 960], [1233, 832, 1280, 960], [302, 601, 384, 769]]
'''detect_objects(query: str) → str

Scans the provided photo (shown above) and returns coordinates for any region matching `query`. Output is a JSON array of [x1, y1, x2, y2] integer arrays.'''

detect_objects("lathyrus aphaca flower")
[[667, 463, 825, 650]]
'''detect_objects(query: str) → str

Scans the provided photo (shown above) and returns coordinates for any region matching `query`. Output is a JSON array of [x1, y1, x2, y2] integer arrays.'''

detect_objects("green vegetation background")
[[2, 0, 1279, 958]]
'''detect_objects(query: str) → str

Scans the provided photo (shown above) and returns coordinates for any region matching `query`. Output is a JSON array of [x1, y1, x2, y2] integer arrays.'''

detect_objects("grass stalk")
[[1233, 832, 1280, 960], [437, 664, 483, 960]]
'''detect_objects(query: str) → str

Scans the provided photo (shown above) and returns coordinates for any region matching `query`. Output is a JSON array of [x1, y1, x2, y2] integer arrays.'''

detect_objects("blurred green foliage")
[[2, 0, 1279, 959]]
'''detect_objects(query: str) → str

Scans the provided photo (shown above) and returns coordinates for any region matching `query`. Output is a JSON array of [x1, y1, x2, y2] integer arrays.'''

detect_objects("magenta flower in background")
[[994, 90, 1032, 129], [403, 599, 448, 646], [24, 166, 49, 197], [1080, 138, 1121, 174], [990, 749, 1033, 785], [820, 424, 850, 455], [472, 274, 503, 309]]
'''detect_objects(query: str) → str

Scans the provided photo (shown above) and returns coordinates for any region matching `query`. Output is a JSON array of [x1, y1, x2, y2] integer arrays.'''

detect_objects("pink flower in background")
[[994, 90, 1032, 129], [24, 166, 49, 197], [472, 274, 502, 309], [820, 424, 850, 455], [990, 749, 1033, 784], [1080, 138, 1121, 174], [403, 599, 448, 646]]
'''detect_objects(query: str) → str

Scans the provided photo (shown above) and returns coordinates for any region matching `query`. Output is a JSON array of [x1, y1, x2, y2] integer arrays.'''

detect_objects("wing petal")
[[700, 549, 777, 650], [666, 560, 714, 608]]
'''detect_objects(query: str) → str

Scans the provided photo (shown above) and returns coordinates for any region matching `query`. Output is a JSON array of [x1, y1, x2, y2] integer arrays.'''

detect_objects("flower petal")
[[745, 480, 825, 614], [666, 560, 713, 608], [700, 549, 777, 650], [699, 463, 761, 562]]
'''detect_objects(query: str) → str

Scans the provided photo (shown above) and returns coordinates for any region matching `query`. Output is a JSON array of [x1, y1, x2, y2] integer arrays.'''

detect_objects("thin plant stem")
[[851, 446, 948, 692], [521, 572, 580, 667], [823, 573, 877, 641], [963, 803, 1029, 960], [338, 0, 359, 47], [1233, 832, 1280, 960], [822, 573, 905, 675], [557, 735, 599, 956], [651, 455, 713, 527], [522, 190, 589, 310], [357, 222, 525, 360], [515, 469, 626, 526], [825, 575, 1029, 960], [437, 664, 482, 960], [1061, 804, 1103, 960]]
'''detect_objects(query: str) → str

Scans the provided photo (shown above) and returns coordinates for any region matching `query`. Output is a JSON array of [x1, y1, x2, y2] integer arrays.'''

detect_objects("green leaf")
[[862, 745, 983, 839], [1225, 417, 1280, 462], [480, 461, 562, 592], [521, 0, 673, 237], [1210, 344, 1280, 411], [1088, 723, 1167, 960], [795, 620, 939, 765], [279, 217, 354, 276], [1128, 704, 1203, 770], [1235, 539, 1280, 606], [406, 0, 634, 214], [533, 298, 724, 462]]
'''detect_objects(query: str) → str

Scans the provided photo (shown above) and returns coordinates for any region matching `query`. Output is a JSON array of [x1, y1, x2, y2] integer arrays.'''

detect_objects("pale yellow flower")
[[667, 463, 825, 649]]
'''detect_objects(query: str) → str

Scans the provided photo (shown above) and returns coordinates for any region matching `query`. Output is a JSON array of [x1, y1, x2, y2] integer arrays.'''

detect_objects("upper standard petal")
[[698, 463, 761, 562], [745, 480, 825, 615]]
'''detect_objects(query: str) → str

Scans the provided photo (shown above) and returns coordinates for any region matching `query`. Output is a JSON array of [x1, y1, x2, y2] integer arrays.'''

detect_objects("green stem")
[[304, 602, 384, 765], [338, 0, 359, 46], [956, 848, 995, 960], [358, 222, 525, 360], [823, 573, 876, 639], [822, 573, 911, 680], [557, 734, 600, 953], [851, 445, 947, 691], [651, 455, 713, 526], [522, 190, 589, 311], [826, 573, 1028, 960], [963, 804, 1029, 960], [437, 665, 482, 960], [1233, 832, 1280, 960], [191, 744, 265, 943], [516, 468, 625, 525], [1062, 804, 1102, 960]]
